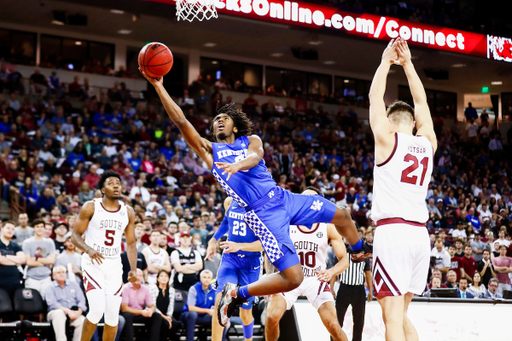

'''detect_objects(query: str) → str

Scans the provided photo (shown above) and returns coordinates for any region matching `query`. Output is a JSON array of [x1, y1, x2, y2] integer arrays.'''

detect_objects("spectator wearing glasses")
[[484, 278, 502, 299]]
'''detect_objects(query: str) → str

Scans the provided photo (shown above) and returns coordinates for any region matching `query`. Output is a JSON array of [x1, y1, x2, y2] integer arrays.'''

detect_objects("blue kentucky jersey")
[[225, 200, 260, 257], [211, 136, 276, 207]]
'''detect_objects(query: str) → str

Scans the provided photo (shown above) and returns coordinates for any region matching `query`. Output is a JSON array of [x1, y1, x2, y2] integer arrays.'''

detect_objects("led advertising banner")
[[146, 0, 512, 62]]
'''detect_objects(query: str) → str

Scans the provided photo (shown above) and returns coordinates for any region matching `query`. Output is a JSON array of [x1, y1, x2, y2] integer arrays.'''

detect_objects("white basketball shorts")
[[82, 253, 124, 297], [280, 276, 334, 310], [372, 219, 430, 297]]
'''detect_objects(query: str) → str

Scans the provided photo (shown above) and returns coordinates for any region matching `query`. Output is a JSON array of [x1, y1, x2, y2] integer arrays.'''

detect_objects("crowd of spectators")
[[1, 58, 512, 340]]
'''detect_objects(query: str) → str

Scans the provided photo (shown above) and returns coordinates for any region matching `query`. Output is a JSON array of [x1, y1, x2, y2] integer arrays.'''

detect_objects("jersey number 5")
[[105, 230, 115, 246], [233, 221, 247, 236], [400, 154, 429, 186]]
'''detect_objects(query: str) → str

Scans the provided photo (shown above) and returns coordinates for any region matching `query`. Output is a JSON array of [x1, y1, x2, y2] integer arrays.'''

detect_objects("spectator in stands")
[[149, 270, 177, 340], [456, 278, 474, 298], [52, 221, 68, 254], [484, 278, 502, 299], [68, 76, 83, 98], [130, 179, 151, 204], [492, 244, 512, 295], [54, 235, 82, 282], [467, 272, 486, 298], [45, 265, 86, 341], [431, 238, 450, 276], [464, 102, 478, 121], [423, 276, 442, 297], [134, 223, 149, 252], [0, 221, 25, 300], [14, 213, 33, 246], [170, 231, 203, 292], [122, 168, 136, 192], [47, 71, 63, 98], [478, 249, 496, 289], [78, 181, 94, 205], [460, 243, 478, 282], [29, 68, 47, 95], [121, 268, 166, 341], [180, 270, 216, 341], [84, 165, 100, 190], [23, 219, 55, 297], [447, 245, 462, 282], [36, 187, 57, 212], [444, 270, 458, 288], [143, 231, 172, 286], [470, 232, 486, 262]]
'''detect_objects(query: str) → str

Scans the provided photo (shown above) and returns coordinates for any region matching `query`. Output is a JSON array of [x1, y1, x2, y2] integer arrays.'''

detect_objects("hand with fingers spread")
[[391, 37, 412, 66], [215, 162, 242, 181], [139, 67, 164, 88], [220, 241, 241, 253], [87, 248, 105, 265], [381, 38, 398, 64], [128, 270, 138, 283], [315, 269, 334, 282]]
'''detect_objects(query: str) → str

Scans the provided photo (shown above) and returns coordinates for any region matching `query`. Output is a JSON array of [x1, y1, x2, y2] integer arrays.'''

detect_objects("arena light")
[[343, 79, 350, 83], [110, 9, 125, 14], [271, 52, 283, 57], [491, 81, 502, 85], [323, 60, 335, 65], [51, 20, 65, 25], [75, 41, 82, 45], [482, 86, 489, 93], [451, 63, 466, 68], [118, 29, 132, 34], [211, 60, 219, 64], [308, 40, 323, 45], [203, 42, 217, 47]]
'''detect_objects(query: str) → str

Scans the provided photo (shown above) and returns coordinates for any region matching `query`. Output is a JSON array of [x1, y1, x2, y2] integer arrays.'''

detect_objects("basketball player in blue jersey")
[[141, 69, 368, 327], [206, 196, 263, 341]]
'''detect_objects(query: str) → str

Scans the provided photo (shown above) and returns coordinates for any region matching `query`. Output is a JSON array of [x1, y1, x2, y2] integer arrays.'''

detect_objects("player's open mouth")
[[218, 124, 224, 130]]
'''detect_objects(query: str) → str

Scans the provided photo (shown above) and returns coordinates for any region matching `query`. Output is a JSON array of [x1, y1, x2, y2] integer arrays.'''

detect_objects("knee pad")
[[104, 295, 122, 326], [243, 321, 254, 339]]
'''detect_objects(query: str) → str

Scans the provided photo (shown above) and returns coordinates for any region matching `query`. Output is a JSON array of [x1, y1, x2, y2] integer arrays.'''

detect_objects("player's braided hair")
[[97, 170, 122, 191], [213, 103, 253, 141]]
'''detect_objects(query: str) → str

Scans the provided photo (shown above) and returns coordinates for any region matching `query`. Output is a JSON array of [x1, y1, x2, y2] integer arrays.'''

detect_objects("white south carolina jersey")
[[85, 198, 129, 259], [146, 247, 168, 285], [290, 223, 328, 277], [371, 132, 433, 224]]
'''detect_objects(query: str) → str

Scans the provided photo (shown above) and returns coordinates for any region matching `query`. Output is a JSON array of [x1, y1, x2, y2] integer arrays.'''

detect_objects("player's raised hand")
[[381, 39, 398, 64], [315, 269, 334, 282], [215, 162, 242, 181], [220, 241, 241, 253], [139, 67, 164, 87], [87, 248, 105, 265], [128, 270, 137, 283], [392, 37, 412, 66]]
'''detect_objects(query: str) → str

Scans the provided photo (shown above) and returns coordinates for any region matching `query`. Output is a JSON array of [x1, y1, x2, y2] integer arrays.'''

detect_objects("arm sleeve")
[[442, 253, 451, 268], [187, 286, 197, 307], [213, 217, 229, 240], [45, 286, 60, 311], [149, 285, 162, 314], [167, 287, 175, 316]]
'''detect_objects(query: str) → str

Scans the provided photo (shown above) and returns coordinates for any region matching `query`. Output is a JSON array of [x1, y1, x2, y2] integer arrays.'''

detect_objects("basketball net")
[[176, 0, 218, 22]]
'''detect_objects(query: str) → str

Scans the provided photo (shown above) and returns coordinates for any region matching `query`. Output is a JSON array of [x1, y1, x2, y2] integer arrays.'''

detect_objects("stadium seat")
[[173, 289, 188, 320], [0, 288, 14, 315], [13, 288, 46, 316]]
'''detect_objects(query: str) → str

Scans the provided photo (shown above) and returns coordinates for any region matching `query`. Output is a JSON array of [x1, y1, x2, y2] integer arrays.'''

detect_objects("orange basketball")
[[138, 42, 173, 79]]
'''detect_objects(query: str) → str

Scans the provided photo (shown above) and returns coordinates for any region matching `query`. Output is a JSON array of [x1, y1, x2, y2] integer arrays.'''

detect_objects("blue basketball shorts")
[[244, 187, 338, 272], [216, 252, 262, 309]]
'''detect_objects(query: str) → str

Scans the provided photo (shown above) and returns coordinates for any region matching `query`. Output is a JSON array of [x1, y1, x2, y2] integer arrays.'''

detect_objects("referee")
[[335, 256, 372, 341]]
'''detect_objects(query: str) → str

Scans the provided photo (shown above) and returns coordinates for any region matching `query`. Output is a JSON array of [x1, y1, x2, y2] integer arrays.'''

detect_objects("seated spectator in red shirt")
[[83, 165, 100, 189], [448, 245, 462, 282], [68, 76, 83, 98], [460, 243, 478, 282], [66, 173, 82, 196], [191, 175, 209, 196]]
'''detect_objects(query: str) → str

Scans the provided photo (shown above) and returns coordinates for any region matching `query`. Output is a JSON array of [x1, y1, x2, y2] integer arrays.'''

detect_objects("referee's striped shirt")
[[339, 258, 371, 286]]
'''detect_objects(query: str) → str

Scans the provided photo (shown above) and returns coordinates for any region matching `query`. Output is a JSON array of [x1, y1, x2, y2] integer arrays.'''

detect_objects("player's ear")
[[233, 127, 238, 133]]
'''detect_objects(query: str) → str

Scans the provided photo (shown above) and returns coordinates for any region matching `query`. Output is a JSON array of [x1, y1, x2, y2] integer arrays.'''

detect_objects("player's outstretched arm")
[[215, 135, 264, 180], [72, 201, 105, 265], [394, 38, 437, 151], [316, 224, 349, 283], [140, 69, 213, 167], [206, 197, 232, 260], [368, 40, 396, 148], [125, 206, 139, 283], [220, 240, 264, 253]]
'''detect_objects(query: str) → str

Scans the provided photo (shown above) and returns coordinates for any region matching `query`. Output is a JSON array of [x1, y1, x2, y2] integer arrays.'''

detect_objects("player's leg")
[[317, 302, 348, 341], [212, 293, 225, 341], [81, 261, 106, 341], [377, 295, 406, 341], [264, 294, 288, 341], [239, 307, 254, 341], [238, 256, 262, 341], [334, 285, 351, 330], [403, 293, 418, 341], [102, 259, 124, 341]]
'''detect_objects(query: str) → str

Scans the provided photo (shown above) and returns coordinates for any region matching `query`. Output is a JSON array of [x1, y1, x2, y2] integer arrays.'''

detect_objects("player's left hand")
[[215, 162, 242, 181], [367, 292, 373, 302], [315, 269, 333, 282], [220, 241, 240, 253], [128, 270, 137, 283]]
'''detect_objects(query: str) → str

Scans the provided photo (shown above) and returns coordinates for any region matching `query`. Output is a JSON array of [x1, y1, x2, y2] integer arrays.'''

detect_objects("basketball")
[[138, 42, 173, 79]]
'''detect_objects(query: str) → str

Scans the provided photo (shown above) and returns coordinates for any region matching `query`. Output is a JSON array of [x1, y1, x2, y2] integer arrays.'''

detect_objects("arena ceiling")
[[1, 0, 512, 94]]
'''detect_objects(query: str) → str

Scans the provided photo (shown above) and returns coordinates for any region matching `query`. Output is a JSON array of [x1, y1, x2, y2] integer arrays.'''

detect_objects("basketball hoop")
[[176, 0, 218, 22]]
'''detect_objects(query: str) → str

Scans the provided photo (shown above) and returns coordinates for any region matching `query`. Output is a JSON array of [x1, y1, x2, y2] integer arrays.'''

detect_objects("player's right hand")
[[139, 68, 163, 87], [205, 241, 216, 261], [128, 270, 137, 283], [381, 39, 397, 64], [87, 249, 105, 265]]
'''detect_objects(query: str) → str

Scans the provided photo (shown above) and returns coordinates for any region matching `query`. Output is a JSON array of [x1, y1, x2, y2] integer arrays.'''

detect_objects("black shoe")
[[217, 283, 245, 326]]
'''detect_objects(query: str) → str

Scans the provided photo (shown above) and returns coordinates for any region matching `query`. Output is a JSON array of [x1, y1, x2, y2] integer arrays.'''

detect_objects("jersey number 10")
[[232, 221, 247, 236], [400, 154, 429, 186], [298, 251, 316, 268]]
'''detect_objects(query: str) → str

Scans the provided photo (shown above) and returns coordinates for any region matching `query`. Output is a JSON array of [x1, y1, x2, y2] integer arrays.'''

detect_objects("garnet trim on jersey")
[[296, 223, 320, 234], [317, 282, 331, 295], [100, 202, 122, 213], [376, 217, 425, 227], [114, 283, 123, 296], [376, 132, 398, 167], [84, 270, 102, 292]]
